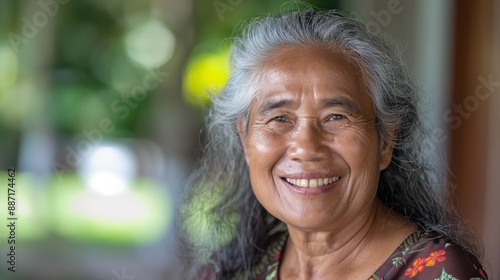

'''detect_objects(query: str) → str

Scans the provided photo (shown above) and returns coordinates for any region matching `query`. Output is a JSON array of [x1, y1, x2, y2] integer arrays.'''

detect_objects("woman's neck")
[[279, 200, 416, 279]]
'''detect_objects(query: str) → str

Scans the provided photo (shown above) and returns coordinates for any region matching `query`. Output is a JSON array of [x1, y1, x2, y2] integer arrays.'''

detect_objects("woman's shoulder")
[[371, 230, 488, 280], [191, 230, 288, 280]]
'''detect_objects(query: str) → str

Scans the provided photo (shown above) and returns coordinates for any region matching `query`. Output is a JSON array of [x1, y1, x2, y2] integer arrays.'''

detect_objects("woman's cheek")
[[248, 127, 287, 157]]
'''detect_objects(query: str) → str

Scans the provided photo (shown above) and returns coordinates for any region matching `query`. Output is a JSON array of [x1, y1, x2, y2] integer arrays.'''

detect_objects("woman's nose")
[[287, 120, 330, 162]]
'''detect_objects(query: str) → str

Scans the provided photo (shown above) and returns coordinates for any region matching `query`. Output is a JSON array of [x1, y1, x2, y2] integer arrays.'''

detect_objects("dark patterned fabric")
[[249, 230, 488, 280]]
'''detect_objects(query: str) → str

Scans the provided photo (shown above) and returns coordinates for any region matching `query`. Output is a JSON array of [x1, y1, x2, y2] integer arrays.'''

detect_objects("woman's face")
[[238, 46, 393, 231]]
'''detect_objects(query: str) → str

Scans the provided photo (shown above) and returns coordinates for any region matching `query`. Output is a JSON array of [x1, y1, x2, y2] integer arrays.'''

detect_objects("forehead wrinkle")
[[251, 45, 372, 117]]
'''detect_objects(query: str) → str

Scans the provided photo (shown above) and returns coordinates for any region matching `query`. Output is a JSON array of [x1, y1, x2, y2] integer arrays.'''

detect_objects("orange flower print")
[[425, 250, 446, 267], [405, 258, 426, 278]]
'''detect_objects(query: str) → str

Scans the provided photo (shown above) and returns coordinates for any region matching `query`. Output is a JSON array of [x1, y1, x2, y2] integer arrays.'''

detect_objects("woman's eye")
[[272, 116, 289, 122], [328, 114, 345, 121]]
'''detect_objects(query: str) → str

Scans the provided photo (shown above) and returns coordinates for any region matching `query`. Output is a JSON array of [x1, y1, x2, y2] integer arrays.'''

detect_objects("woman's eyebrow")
[[256, 95, 361, 116], [320, 96, 360, 115], [257, 98, 293, 115]]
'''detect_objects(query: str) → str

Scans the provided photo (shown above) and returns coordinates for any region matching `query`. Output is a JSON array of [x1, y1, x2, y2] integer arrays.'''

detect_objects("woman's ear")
[[237, 117, 250, 164], [379, 127, 397, 171]]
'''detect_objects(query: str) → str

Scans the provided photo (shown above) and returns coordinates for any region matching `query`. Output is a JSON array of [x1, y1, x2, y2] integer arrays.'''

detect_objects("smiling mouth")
[[283, 176, 340, 188]]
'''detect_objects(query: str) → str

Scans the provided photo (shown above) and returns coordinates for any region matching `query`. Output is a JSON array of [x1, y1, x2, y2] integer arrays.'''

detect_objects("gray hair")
[[178, 8, 482, 279]]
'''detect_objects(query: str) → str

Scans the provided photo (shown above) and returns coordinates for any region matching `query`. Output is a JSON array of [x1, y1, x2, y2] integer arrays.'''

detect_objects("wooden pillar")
[[450, 0, 496, 270]]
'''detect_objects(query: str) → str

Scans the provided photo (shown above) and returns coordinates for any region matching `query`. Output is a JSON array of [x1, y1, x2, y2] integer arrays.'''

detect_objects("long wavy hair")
[[177, 8, 482, 279]]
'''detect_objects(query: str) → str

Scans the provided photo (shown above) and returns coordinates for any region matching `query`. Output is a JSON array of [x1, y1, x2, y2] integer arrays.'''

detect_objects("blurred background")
[[0, 0, 498, 279]]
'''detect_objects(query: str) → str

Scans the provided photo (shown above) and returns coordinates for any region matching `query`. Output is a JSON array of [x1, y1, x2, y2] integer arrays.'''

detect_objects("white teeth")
[[284, 176, 340, 188], [309, 179, 318, 187]]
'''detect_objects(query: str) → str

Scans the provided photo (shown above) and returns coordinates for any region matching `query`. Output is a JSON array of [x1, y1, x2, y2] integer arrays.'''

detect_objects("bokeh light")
[[80, 144, 137, 196], [50, 174, 172, 245], [125, 19, 176, 69], [183, 50, 230, 107]]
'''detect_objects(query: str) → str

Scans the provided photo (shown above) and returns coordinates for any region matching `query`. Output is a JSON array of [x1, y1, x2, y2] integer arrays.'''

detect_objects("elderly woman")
[[179, 9, 488, 279]]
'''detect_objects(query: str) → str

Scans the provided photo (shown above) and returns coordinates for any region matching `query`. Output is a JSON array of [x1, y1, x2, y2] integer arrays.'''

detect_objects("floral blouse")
[[250, 230, 488, 280]]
